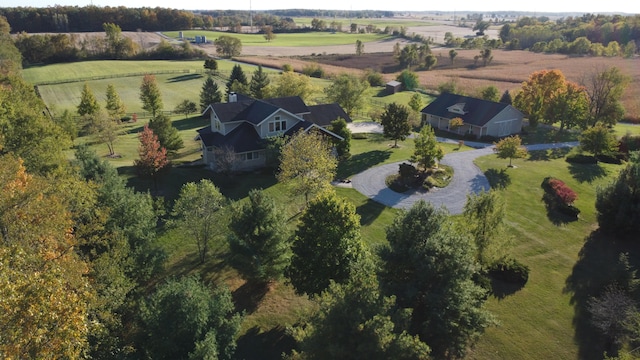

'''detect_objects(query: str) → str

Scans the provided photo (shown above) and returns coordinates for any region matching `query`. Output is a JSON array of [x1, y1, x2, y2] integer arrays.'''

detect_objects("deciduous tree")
[[424, 54, 437, 70], [140, 74, 163, 118], [463, 190, 509, 265], [355, 39, 364, 55], [579, 124, 618, 158], [411, 125, 444, 171], [514, 69, 566, 127], [172, 180, 227, 264], [174, 99, 197, 118], [325, 73, 369, 117], [581, 66, 629, 127], [381, 102, 411, 147], [263, 25, 276, 42], [449, 49, 458, 64], [380, 200, 494, 359], [480, 85, 500, 102], [89, 110, 120, 156], [277, 130, 337, 204], [214, 35, 242, 57], [228, 189, 290, 283], [330, 118, 352, 159], [200, 76, 222, 111], [546, 82, 589, 131], [134, 124, 169, 191], [596, 152, 640, 237], [494, 135, 528, 167], [408, 93, 424, 113], [271, 71, 315, 104], [141, 276, 241, 360], [396, 69, 419, 90], [287, 191, 366, 297]]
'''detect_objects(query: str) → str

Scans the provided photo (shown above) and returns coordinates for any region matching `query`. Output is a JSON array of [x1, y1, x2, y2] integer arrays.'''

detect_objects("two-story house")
[[196, 93, 351, 171]]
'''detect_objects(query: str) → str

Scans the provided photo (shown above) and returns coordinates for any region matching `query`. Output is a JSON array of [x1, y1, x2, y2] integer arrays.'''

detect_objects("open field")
[[163, 30, 392, 47], [240, 49, 640, 120]]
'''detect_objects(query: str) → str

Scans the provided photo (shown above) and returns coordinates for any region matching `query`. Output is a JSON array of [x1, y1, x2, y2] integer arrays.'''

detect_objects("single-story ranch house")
[[196, 93, 351, 171], [421, 93, 524, 138]]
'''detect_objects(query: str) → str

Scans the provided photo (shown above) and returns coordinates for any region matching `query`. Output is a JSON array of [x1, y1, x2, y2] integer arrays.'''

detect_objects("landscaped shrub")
[[596, 154, 623, 164], [541, 177, 580, 217], [398, 162, 417, 180], [282, 64, 293, 72], [365, 71, 384, 87], [565, 153, 597, 164], [301, 63, 325, 78], [488, 258, 529, 285], [619, 134, 640, 158]]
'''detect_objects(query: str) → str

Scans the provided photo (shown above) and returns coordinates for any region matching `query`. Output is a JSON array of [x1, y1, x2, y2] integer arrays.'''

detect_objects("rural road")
[[350, 141, 579, 214]]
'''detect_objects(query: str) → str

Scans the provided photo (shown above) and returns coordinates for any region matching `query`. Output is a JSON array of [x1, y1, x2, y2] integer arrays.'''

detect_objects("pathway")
[[350, 141, 579, 214]]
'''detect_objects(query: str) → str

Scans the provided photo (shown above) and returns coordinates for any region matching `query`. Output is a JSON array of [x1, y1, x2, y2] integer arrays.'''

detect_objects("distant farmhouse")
[[197, 93, 350, 171], [421, 93, 524, 138]]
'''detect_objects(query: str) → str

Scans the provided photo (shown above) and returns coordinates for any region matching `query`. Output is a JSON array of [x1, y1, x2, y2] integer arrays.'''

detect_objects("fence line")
[[34, 69, 231, 86]]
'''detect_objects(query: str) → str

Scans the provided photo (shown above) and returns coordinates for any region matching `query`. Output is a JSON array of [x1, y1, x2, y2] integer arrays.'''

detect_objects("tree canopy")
[[287, 191, 366, 297], [411, 125, 443, 171], [214, 35, 242, 58], [381, 102, 411, 147], [77, 82, 100, 117], [579, 124, 618, 158], [148, 113, 184, 155], [325, 73, 369, 117], [139, 74, 163, 118], [494, 135, 528, 167]]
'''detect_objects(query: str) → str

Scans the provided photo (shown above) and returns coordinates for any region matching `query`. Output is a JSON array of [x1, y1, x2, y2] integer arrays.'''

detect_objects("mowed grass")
[[24, 60, 280, 114], [471, 151, 623, 359], [164, 30, 391, 47]]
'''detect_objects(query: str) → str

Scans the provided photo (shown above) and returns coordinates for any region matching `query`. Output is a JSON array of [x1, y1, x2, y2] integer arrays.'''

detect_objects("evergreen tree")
[[249, 65, 270, 99], [200, 76, 222, 111], [105, 83, 126, 120], [226, 64, 248, 96], [204, 58, 218, 75], [499, 89, 513, 104], [380, 200, 494, 359], [77, 82, 100, 117], [228, 189, 290, 283], [148, 113, 184, 155], [140, 74, 163, 118], [287, 191, 365, 297]]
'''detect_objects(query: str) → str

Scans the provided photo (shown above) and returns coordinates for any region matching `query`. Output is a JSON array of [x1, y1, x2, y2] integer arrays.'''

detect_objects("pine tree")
[[148, 113, 184, 155], [105, 83, 126, 120], [249, 65, 270, 99], [77, 82, 100, 117], [200, 76, 222, 111], [228, 189, 290, 283], [139, 74, 163, 118], [226, 64, 248, 96]]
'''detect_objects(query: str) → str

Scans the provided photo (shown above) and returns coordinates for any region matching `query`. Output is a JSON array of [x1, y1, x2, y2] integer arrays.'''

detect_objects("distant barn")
[[385, 80, 402, 94]]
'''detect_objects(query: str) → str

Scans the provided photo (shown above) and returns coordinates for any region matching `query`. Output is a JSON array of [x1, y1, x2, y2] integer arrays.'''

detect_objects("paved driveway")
[[350, 142, 579, 214]]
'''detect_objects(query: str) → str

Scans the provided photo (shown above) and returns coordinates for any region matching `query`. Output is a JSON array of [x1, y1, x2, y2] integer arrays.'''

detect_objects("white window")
[[241, 152, 260, 161], [268, 117, 287, 133]]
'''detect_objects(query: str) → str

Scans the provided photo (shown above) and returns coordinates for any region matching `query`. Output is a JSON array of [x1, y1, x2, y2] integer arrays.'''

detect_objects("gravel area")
[[350, 142, 579, 214]]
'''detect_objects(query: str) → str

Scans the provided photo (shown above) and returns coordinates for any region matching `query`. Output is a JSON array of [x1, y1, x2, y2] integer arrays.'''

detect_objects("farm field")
[[163, 30, 392, 47]]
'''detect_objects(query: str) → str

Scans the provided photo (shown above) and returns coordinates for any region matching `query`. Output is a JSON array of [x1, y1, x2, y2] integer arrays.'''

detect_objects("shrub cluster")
[[488, 258, 529, 285], [565, 153, 597, 164], [301, 64, 325, 78], [542, 177, 580, 217], [618, 134, 640, 159]]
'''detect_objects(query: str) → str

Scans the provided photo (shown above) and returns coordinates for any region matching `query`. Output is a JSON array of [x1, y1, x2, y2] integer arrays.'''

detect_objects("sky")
[[6, 0, 640, 14]]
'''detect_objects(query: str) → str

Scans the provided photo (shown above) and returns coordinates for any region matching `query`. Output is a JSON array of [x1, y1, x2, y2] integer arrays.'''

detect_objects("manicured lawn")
[[614, 122, 640, 137], [472, 150, 623, 359], [163, 30, 392, 47]]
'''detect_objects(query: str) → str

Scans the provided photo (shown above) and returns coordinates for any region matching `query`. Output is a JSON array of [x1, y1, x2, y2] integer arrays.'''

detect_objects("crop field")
[[290, 17, 437, 29], [163, 30, 392, 47]]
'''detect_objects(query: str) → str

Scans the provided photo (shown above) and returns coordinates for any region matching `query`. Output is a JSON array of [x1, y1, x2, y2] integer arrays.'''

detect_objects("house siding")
[[483, 107, 523, 137], [258, 111, 299, 138]]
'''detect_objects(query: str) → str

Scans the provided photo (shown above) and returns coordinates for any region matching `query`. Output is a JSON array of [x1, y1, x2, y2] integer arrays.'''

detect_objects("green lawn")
[[614, 122, 640, 137], [163, 30, 392, 47], [472, 150, 623, 359]]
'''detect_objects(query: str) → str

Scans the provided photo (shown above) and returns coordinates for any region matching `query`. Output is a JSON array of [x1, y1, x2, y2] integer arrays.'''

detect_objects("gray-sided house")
[[197, 93, 351, 171], [421, 93, 524, 138]]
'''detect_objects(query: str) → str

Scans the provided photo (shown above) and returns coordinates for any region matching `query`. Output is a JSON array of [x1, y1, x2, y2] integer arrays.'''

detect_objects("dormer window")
[[447, 103, 467, 115], [268, 116, 287, 133]]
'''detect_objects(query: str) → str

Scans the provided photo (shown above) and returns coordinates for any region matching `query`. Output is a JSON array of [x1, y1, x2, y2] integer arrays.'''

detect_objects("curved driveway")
[[351, 142, 579, 214]]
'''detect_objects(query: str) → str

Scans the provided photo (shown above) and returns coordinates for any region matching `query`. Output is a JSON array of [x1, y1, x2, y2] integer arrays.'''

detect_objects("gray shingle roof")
[[306, 103, 352, 127], [421, 93, 511, 127]]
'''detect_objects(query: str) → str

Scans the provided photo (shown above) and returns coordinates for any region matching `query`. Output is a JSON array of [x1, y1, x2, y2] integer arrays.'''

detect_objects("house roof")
[[306, 103, 353, 127], [197, 122, 264, 153], [421, 93, 515, 127], [386, 80, 402, 87], [264, 96, 310, 115]]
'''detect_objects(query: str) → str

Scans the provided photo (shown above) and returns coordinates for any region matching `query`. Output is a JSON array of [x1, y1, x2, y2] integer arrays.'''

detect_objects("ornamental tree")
[[381, 102, 411, 148], [139, 74, 163, 118], [411, 125, 443, 171], [493, 135, 528, 167], [134, 124, 169, 191]]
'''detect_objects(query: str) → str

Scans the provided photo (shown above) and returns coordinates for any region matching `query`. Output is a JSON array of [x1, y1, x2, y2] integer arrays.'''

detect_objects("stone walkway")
[[350, 141, 579, 214]]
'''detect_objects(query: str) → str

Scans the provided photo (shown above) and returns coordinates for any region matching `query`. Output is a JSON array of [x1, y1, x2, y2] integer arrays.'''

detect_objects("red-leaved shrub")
[[546, 178, 578, 205]]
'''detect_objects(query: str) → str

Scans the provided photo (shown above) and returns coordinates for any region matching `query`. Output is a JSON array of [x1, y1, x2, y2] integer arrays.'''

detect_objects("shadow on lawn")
[[568, 163, 609, 183], [167, 73, 203, 82], [235, 326, 296, 360], [356, 198, 386, 226], [233, 280, 271, 314], [172, 116, 209, 131], [564, 231, 640, 359], [484, 168, 511, 189], [337, 150, 391, 178], [490, 278, 525, 300], [527, 148, 571, 161]]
